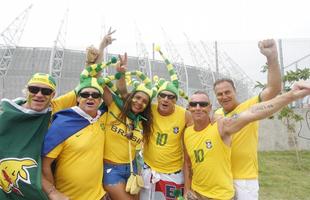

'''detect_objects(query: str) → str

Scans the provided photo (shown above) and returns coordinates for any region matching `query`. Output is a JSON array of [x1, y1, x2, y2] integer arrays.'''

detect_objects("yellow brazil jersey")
[[51, 90, 77, 115], [215, 96, 260, 179], [46, 113, 107, 200], [184, 124, 234, 200], [143, 103, 186, 173], [104, 101, 143, 163]]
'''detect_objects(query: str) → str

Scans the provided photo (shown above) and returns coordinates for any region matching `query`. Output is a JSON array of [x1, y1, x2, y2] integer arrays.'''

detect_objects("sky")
[[1, 0, 310, 83]]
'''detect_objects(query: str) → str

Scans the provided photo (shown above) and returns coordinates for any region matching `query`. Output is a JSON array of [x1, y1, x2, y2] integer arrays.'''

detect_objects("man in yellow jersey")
[[0, 73, 77, 199], [141, 46, 193, 200], [213, 39, 281, 200], [41, 77, 109, 200], [184, 82, 310, 200]]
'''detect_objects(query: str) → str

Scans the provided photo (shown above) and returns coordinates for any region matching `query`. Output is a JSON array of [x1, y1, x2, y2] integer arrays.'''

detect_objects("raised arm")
[[85, 28, 116, 66], [102, 53, 128, 106], [96, 27, 116, 64], [258, 39, 282, 101], [221, 81, 310, 136], [115, 53, 128, 98]]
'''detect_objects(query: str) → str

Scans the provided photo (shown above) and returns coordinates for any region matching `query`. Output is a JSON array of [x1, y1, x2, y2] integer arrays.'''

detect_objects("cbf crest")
[[205, 140, 213, 149], [173, 127, 179, 134]]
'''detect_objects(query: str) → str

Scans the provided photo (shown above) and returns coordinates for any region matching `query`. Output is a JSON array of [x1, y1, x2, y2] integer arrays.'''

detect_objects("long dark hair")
[[119, 91, 153, 144]]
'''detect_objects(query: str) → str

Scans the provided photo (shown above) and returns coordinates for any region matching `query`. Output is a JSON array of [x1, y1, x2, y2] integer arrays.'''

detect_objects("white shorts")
[[140, 166, 184, 200], [233, 179, 259, 200]]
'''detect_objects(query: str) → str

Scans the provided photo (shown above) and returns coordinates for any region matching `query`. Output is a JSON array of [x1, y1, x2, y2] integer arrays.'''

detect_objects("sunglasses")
[[79, 92, 102, 99], [28, 86, 54, 96], [158, 93, 176, 100], [189, 101, 209, 107]]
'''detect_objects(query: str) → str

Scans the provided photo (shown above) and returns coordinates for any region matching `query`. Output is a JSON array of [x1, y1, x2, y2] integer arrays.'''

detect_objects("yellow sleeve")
[[46, 142, 64, 159], [215, 108, 224, 115], [51, 90, 77, 114]]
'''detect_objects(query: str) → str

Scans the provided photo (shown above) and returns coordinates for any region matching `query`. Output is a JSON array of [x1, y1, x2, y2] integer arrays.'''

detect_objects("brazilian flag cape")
[[42, 105, 107, 156], [0, 98, 49, 200]]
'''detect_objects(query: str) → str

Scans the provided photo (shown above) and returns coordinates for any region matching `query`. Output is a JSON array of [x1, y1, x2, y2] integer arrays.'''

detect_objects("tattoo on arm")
[[231, 114, 239, 119], [223, 114, 239, 127], [250, 104, 274, 113]]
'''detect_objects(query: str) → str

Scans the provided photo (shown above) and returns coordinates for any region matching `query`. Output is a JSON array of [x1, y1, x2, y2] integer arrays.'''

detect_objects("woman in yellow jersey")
[[103, 69, 158, 200]]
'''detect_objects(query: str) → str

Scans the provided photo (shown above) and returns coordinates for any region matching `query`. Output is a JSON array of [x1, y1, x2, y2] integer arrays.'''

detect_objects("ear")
[[77, 96, 81, 104], [51, 91, 56, 99]]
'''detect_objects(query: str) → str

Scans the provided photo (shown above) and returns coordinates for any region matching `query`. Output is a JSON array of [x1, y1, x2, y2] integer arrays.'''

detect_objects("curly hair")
[[119, 91, 153, 144]]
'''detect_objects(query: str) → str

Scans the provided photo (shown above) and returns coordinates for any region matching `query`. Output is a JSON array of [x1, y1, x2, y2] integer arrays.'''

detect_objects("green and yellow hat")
[[153, 75, 188, 101], [80, 57, 117, 80], [77, 57, 118, 95], [76, 77, 104, 95], [27, 73, 56, 91], [154, 45, 179, 99], [125, 71, 157, 100]]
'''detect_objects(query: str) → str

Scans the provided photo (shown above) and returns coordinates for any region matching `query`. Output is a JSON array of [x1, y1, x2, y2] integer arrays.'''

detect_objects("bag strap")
[[128, 139, 134, 174], [126, 119, 134, 174]]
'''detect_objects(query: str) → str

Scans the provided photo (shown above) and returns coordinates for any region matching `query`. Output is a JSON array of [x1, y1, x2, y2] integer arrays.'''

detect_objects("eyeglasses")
[[189, 101, 209, 107], [28, 86, 54, 96], [79, 92, 102, 99], [158, 93, 176, 100]]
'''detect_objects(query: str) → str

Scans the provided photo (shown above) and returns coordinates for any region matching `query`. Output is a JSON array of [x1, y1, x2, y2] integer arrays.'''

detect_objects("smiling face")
[[157, 90, 177, 116], [23, 83, 55, 112], [188, 93, 211, 123], [77, 87, 102, 117], [214, 81, 238, 113], [131, 91, 150, 114]]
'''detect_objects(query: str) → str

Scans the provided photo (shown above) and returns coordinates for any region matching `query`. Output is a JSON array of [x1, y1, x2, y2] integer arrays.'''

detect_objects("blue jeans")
[[104, 161, 138, 185]]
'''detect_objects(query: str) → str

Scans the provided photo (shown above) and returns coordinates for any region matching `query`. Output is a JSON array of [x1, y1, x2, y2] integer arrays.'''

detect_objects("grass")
[[258, 151, 310, 200]]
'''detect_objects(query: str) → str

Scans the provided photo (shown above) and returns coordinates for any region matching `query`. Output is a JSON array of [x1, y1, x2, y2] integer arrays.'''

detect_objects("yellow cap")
[[27, 73, 56, 91]]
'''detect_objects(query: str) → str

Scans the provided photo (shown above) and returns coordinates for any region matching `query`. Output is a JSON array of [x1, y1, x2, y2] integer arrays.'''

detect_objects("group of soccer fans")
[[1, 29, 310, 200]]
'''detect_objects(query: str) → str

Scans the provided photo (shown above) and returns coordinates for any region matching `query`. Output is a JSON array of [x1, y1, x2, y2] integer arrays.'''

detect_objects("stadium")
[[0, 46, 255, 104], [1, 3, 310, 200]]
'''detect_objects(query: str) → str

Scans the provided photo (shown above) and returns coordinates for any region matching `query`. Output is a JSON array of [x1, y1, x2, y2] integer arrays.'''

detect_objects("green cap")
[[76, 77, 104, 95]]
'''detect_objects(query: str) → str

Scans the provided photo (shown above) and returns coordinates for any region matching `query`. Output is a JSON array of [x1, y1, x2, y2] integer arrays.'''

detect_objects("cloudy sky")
[[1, 0, 310, 82]]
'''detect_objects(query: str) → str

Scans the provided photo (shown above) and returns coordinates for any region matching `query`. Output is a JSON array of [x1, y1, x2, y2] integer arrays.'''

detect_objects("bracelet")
[[47, 185, 56, 196]]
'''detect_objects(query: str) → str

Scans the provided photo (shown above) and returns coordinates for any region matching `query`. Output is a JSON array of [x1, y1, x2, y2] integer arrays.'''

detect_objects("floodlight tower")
[[184, 34, 217, 104], [100, 19, 110, 77], [49, 9, 68, 79], [200, 41, 256, 101], [161, 28, 189, 106], [200, 40, 232, 79], [221, 52, 256, 86], [0, 4, 33, 76], [219, 51, 257, 100], [135, 24, 152, 79]]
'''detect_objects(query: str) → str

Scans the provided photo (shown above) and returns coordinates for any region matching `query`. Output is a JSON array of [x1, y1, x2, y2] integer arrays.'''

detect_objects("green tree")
[[255, 66, 310, 169]]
